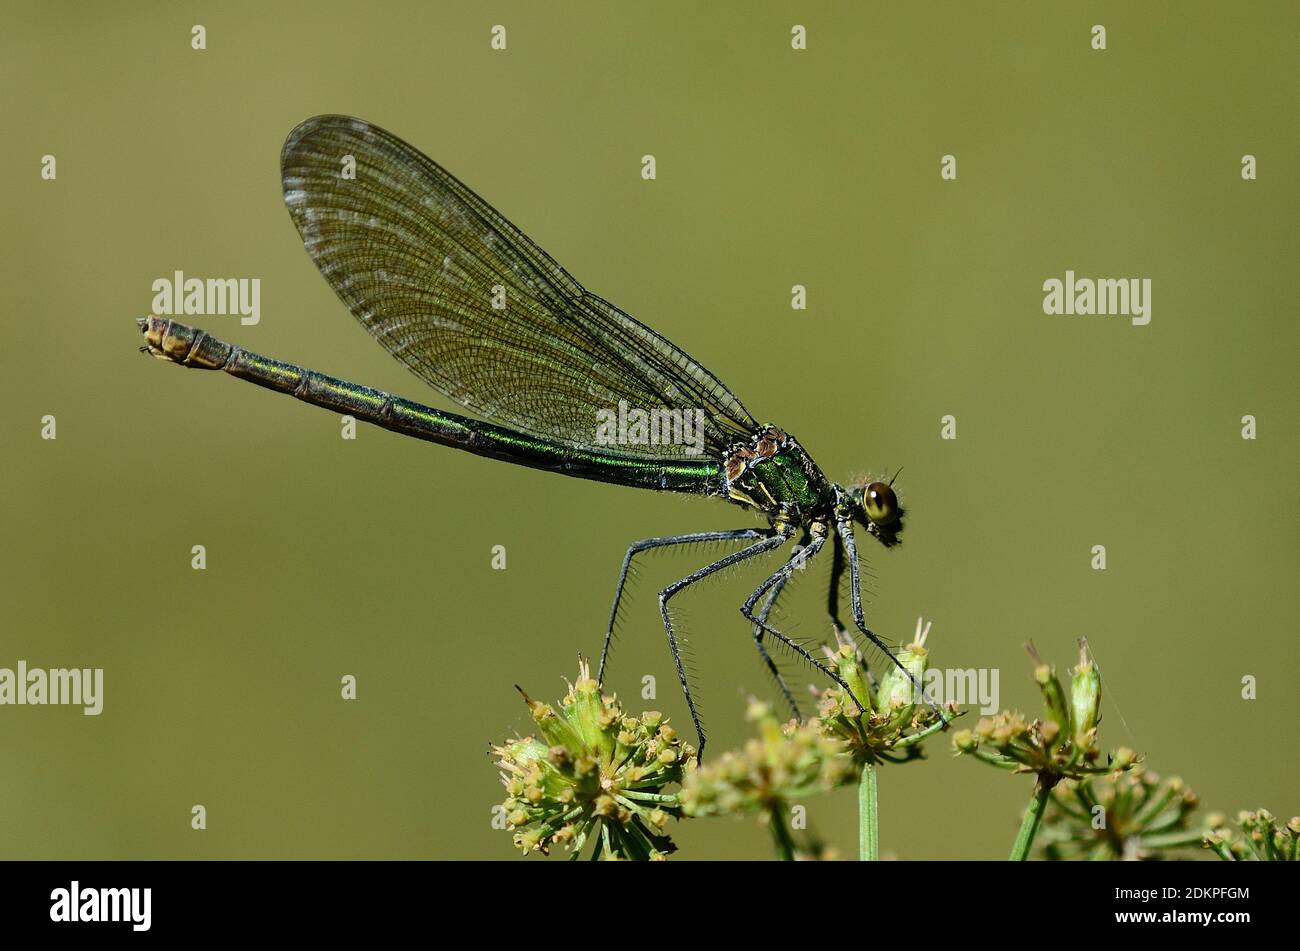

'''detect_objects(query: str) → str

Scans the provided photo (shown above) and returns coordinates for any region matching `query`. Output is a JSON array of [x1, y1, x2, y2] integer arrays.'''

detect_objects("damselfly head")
[[855, 481, 904, 547], [861, 481, 898, 525]]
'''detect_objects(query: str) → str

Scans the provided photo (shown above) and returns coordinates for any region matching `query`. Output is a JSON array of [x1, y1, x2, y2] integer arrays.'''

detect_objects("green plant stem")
[[768, 802, 796, 861], [1010, 775, 1057, 860], [859, 760, 879, 861]]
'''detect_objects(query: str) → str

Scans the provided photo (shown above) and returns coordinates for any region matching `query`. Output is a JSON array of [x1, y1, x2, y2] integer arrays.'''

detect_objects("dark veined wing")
[[280, 115, 758, 459]]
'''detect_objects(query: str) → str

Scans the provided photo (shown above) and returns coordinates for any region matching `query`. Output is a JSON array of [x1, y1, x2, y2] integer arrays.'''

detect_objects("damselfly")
[[139, 115, 924, 755]]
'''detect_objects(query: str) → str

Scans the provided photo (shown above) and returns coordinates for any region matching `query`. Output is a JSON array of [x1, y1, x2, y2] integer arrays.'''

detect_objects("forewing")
[[280, 115, 757, 458]]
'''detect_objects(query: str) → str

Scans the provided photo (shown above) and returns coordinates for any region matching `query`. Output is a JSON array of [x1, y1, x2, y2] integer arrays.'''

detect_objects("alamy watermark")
[[50, 881, 150, 931], [906, 666, 1001, 714], [0, 661, 103, 715], [151, 269, 260, 325], [595, 400, 705, 455], [1043, 270, 1151, 326]]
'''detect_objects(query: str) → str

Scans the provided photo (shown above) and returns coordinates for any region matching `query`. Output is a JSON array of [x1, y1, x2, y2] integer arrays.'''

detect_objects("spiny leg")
[[825, 531, 880, 695], [659, 528, 794, 759], [598, 529, 765, 685], [750, 573, 801, 721], [826, 531, 847, 633], [835, 518, 946, 722], [739, 533, 869, 714]]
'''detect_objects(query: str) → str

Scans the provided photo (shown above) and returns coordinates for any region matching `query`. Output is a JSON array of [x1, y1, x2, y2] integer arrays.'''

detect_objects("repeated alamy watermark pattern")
[[151, 270, 261, 325], [871, 659, 1000, 714], [595, 399, 705, 455], [0, 661, 103, 715], [918, 666, 1000, 714], [1042, 270, 1151, 326]]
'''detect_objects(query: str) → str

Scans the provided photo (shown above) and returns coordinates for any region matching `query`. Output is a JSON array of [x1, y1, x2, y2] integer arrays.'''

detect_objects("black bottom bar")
[[0, 858, 1282, 937]]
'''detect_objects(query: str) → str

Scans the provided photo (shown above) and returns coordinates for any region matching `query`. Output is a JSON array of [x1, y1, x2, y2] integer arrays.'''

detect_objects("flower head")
[[815, 618, 958, 765], [493, 658, 692, 860], [952, 638, 1136, 784], [1040, 766, 1203, 860], [680, 699, 852, 819], [1204, 809, 1300, 861]]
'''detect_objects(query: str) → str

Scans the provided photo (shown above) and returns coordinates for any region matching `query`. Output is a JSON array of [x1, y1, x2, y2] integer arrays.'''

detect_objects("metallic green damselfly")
[[140, 115, 923, 755]]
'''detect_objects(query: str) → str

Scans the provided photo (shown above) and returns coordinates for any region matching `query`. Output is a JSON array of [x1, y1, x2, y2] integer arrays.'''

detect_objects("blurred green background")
[[2, 1, 1295, 859]]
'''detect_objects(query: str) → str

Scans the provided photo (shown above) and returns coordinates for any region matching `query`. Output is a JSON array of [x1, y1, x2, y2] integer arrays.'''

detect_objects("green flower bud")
[[519, 692, 585, 756], [1111, 747, 1138, 770], [515, 829, 543, 852], [835, 644, 876, 714], [1070, 638, 1102, 739], [564, 663, 615, 761], [1027, 642, 1070, 752], [878, 631, 930, 728]]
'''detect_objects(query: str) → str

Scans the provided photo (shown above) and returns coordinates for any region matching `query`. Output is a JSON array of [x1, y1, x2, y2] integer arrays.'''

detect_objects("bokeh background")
[[2, 1, 1295, 859]]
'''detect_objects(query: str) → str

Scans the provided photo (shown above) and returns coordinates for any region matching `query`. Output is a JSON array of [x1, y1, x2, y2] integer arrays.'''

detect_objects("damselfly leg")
[[750, 574, 801, 721], [598, 529, 766, 685], [826, 531, 848, 633], [835, 518, 947, 724], [657, 528, 793, 759], [601, 528, 805, 733], [739, 533, 872, 716]]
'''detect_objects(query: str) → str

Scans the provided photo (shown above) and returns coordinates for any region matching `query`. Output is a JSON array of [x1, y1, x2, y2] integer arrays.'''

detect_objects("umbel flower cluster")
[[492, 659, 692, 860], [1204, 809, 1300, 861], [1039, 767, 1203, 860], [679, 699, 852, 819], [488, 631, 1293, 861], [678, 699, 853, 861], [815, 619, 957, 766], [679, 619, 960, 820], [953, 639, 1136, 784], [680, 619, 958, 861]]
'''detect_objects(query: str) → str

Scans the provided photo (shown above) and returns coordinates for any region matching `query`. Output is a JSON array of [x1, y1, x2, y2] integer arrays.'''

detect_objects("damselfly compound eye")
[[862, 482, 898, 525]]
